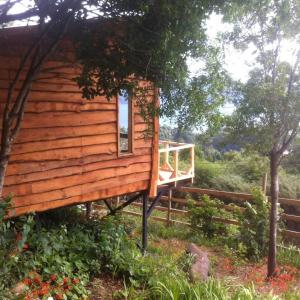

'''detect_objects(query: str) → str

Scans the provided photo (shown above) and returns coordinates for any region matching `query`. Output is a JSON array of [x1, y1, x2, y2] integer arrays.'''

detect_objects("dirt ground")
[[88, 273, 124, 300]]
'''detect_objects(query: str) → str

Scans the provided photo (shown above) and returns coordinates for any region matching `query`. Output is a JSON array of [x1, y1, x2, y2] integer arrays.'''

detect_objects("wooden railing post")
[[190, 146, 194, 175], [167, 188, 172, 226], [174, 150, 179, 185], [164, 142, 169, 166], [262, 172, 268, 195]]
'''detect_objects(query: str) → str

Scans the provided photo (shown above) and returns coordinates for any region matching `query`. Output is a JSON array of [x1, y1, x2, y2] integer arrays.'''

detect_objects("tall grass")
[[150, 276, 279, 300]]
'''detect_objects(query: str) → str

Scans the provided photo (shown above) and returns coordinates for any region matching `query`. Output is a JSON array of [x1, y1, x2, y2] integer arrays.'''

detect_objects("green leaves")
[[72, 1, 228, 130], [188, 195, 232, 238], [237, 188, 271, 260], [224, 0, 300, 155]]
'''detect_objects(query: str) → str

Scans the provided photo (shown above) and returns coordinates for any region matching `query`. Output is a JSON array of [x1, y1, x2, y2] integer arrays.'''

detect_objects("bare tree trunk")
[[0, 156, 9, 196], [267, 151, 280, 277], [0, 123, 12, 197]]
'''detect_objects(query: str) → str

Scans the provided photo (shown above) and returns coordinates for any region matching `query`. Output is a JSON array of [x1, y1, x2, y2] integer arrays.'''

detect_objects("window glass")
[[119, 89, 132, 153]]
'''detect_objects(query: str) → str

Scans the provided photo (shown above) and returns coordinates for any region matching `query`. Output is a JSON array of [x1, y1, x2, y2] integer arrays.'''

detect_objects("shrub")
[[0, 202, 148, 299], [188, 195, 232, 238], [194, 158, 223, 188], [228, 151, 269, 182], [237, 188, 270, 261]]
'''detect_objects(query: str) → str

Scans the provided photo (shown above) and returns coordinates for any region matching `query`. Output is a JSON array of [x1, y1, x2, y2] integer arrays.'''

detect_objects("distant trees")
[[225, 0, 300, 277]]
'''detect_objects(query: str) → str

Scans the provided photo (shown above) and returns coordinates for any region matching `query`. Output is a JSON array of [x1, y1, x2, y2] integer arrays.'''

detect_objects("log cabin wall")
[[0, 26, 157, 216]]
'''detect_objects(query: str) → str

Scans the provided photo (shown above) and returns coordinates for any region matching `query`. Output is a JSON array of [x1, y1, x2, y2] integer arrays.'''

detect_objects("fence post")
[[167, 188, 172, 226], [262, 172, 268, 195], [164, 142, 169, 166], [86, 202, 92, 219], [190, 146, 195, 184], [174, 150, 179, 178], [142, 191, 149, 254]]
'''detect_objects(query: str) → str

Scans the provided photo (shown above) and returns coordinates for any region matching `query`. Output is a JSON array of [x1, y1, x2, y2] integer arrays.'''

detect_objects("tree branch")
[[0, 7, 39, 25]]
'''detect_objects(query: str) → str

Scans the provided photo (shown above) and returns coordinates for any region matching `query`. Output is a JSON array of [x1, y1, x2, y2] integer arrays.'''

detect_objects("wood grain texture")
[[10, 171, 151, 208], [10, 180, 149, 216], [0, 39, 157, 215], [149, 87, 159, 197]]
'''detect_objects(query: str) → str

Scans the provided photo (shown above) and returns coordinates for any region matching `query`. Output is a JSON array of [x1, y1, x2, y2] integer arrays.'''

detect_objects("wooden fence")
[[94, 186, 300, 239]]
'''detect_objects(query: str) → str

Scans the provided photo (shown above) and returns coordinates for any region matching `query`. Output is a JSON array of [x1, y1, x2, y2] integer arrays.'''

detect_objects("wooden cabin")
[[0, 25, 194, 217]]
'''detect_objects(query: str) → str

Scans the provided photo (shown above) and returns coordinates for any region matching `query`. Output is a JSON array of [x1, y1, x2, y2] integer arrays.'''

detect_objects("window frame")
[[117, 89, 135, 157]]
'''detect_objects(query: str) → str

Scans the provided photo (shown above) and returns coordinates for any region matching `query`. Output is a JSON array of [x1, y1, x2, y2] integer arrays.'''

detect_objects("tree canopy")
[[223, 0, 300, 277], [225, 0, 300, 156], [0, 0, 229, 128]]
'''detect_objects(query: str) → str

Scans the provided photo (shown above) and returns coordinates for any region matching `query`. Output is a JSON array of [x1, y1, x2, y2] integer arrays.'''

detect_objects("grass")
[[277, 244, 300, 270]]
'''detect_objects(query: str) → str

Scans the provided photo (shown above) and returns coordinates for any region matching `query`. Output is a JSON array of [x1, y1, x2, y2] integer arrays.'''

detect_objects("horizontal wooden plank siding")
[[0, 36, 156, 216]]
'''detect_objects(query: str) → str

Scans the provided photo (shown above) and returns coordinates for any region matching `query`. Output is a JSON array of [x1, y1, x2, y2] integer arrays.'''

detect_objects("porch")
[[158, 140, 195, 186]]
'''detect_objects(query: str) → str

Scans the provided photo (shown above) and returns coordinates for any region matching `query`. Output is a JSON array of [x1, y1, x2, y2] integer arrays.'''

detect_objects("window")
[[118, 89, 133, 154]]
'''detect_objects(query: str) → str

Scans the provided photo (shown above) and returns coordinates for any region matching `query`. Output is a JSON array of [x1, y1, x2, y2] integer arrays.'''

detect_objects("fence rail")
[[94, 186, 300, 239]]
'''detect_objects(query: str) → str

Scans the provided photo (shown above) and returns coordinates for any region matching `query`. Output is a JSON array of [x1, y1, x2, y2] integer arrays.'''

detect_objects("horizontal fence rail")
[[94, 186, 300, 240]]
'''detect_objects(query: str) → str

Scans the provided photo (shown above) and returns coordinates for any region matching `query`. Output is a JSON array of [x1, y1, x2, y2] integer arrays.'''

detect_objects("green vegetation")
[[188, 195, 232, 238], [1, 196, 300, 299], [193, 147, 300, 198], [236, 188, 270, 261]]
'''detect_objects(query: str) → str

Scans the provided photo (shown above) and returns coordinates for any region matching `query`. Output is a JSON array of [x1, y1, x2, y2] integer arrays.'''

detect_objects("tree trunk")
[[0, 138, 12, 198], [267, 151, 280, 277], [0, 156, 9, 197]]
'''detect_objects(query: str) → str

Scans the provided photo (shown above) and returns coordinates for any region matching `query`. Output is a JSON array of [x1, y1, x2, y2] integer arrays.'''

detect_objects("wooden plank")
[[10, 171, 151, 208], [0, 58, 80, 74], [176, 187, 300, 207], [9, 143, 116, 162], [282, 230, 300, 239], [18, 111, 116, 129], [134, 138, 152, 148], [13, 123, 117, 144], [5, 162, 151, 196], [282, 214, 300, 222], [0, 101, 116, 113], [11, 180, 149, 217], [6, 147, 151, 176], [5, 154, 152, 185], [0, 90, 100, 103], [279, 198, 300, 207], [159, 144, 194, 153], [120, 201, 187, 215], [11, 134, 116, 155], [175, 187, 253, 202], [0, 80, 82, 93]]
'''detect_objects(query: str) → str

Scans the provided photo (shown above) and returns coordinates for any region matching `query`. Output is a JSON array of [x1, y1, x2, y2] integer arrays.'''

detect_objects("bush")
[[236, 188, 270, 261], [194, 158, 223, 188], [0, 201, 147, 299], [188, 195, 232, 238]]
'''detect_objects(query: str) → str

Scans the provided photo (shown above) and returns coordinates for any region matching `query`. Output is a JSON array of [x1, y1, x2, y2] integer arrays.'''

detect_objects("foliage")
[[2, 199, 300, 299], [192, 148, 300, 198], [237, 188, 270, 261], [277, 244, 300, 270], [188, 195, 232, 238], [224, 1, 300, 275], [224, 0, 300, 155], [0, 202, 152, 299], [150, 276, 274, 300]]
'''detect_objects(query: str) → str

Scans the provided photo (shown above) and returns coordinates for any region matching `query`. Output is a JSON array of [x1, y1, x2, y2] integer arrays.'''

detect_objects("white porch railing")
[[158, 140, 194, 185]]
